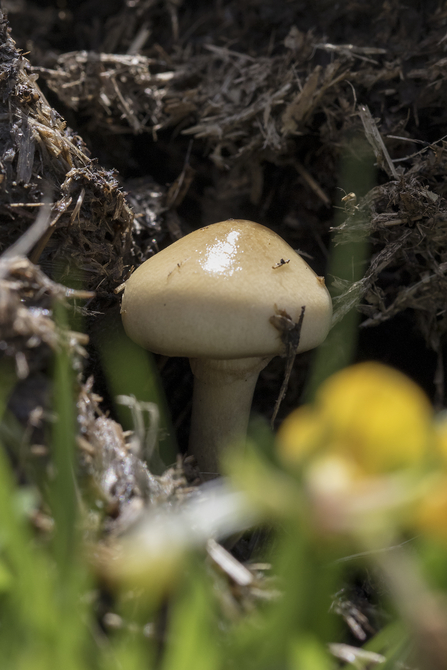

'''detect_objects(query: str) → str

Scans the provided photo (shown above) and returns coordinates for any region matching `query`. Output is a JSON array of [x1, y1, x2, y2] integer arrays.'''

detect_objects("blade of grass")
[[306, 136, 376, 400], [162, 563, 220, 670], [50, 301, 78, 573], [97, 312, 177, 471]]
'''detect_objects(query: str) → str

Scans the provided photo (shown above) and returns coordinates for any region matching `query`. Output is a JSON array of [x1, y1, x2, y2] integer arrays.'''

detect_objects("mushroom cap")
[[121, 219, 332, 360]]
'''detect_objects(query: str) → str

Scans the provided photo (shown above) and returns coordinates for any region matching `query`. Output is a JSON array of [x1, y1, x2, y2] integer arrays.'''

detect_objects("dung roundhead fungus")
[[121, 219, 332, 477]]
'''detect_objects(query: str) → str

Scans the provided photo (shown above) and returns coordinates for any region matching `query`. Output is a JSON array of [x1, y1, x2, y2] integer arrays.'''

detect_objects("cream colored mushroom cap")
[[121, 219, 332, 359]]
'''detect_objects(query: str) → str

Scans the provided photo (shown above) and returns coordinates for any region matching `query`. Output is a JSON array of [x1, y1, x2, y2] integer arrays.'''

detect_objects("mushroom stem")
[[188, 357, 271, 477]]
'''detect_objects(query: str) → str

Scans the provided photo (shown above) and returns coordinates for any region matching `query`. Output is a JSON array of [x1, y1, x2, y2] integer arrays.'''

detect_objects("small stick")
[[269, 305, 306, 426]]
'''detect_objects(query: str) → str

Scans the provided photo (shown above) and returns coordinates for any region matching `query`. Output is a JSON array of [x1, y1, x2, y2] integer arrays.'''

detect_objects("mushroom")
[[121, 219, 332, 477]]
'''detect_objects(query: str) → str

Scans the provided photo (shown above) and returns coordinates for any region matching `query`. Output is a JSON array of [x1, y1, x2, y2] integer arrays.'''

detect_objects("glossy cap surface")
[[121, 219, 332, 359]]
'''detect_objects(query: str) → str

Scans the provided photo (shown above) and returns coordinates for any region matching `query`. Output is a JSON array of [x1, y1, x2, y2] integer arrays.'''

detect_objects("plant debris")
[[0, 12, 137, 299], [19, 2, 446, 394], [0, 253, 91, 379], [77, 377, 194, 536]]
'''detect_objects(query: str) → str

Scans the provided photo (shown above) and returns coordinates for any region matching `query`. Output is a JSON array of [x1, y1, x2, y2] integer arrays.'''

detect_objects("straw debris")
[[0, 12, 138, 298]]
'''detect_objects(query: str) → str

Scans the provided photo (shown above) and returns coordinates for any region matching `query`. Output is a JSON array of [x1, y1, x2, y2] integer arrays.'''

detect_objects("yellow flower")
[[305, 453, 421, 537], [278, 362, 434, 476], [317, 363, 433, 474], [413, 473, 447, 541], [411, 418, 447, 540], [277, 404, 326, 464]]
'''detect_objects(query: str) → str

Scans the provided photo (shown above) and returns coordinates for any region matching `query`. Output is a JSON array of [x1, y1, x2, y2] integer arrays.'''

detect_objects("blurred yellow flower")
[[277, 404, 326, 464], [409, 417, 447, 540], [413, 474, 447, 541], [305, 451, 429, 537], [278, 362, 434, 476]]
